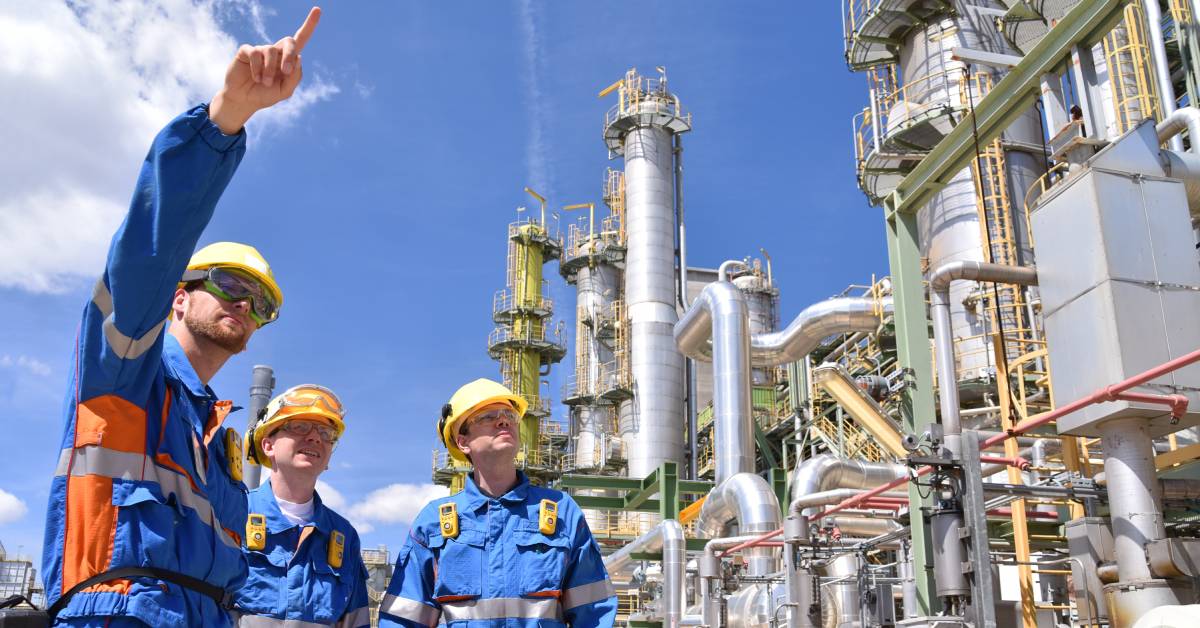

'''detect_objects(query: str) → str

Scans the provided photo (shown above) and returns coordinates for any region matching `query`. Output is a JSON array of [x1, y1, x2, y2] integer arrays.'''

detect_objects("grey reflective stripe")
[[562, 578, 616, 610], [381, 594, 440, 626], [334, 606, 372, 628], [55, 446, 240, 549], [56, 445, 147, 479], [93, 277, 165, 360], [440, 597, 562, 622], [234, 614, 332, 628]]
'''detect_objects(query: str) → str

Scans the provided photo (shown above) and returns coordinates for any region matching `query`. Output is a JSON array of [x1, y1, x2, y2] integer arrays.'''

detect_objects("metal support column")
[[885, 209, 938, 615], [961, 430, 997, 628]]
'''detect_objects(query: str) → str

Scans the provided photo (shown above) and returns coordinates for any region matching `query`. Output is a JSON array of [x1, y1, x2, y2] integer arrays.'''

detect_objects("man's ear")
[[171, 288, 190, 322], [260, 434, 276, 462], [454, 432, 471, 457]]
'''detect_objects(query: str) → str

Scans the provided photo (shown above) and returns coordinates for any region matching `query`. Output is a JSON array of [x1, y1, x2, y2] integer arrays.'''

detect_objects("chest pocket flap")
[[431, 528, 486, 600], [514, 528, 571, 595]]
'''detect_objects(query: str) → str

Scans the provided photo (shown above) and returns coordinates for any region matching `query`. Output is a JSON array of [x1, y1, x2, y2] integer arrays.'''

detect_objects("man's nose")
[[232, 298, 251, 313]]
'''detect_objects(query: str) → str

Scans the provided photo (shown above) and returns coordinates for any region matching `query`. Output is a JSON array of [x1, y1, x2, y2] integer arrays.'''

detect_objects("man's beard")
[[185, 310, 250, 354]]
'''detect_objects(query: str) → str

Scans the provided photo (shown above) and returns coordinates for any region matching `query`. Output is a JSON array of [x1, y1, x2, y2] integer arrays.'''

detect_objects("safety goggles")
[[270, 384, 346, 419], [459, 407, 519, 434], [181, 266, 279, 327], [278, 419, 339, 445]]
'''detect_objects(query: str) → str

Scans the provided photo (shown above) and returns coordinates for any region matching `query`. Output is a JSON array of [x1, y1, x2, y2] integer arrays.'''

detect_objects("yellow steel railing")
[[603, 68, 691, 131], [602, 168, 626, 244], [493, 289, 553, 317], [1103, 2, 1160, 134]]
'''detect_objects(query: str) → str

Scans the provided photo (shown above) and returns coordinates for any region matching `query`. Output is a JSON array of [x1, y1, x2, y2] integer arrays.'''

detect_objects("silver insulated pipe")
[[674, 279, 753, 484], [697, 472, 782, 576], [749, 297, 891, 367], [609, 97, 690, 479], [244, 364, 275, 489], [604, 519, 686, 628]]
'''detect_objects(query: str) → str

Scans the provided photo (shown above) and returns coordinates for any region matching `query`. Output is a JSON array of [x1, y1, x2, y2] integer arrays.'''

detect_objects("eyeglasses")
[[181, 266, 279, 327], [459, 407, 518, 434], [279, 420, 339, 444]]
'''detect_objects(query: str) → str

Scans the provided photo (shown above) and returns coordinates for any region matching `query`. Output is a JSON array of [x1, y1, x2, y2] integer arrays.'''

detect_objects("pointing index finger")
[[293, 7, 321, 52]]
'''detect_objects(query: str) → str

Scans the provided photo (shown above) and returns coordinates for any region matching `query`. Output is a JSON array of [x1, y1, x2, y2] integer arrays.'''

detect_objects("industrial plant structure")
[[414, 1, 1200, 626]]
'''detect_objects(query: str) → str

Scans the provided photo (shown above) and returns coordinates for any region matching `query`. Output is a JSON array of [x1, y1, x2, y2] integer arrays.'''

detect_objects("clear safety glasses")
[[459, 407, 519, 434], [279, 419, 339, 444], [181, 266, 279, 327]]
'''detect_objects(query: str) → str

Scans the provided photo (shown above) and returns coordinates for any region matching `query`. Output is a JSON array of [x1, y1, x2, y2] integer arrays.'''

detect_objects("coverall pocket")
[[308, 557, 346, 623], [430, 529, 485, 600], [240, 549, 287, 615], [513, 530, 570, 595], [111, 481, 177, 568]]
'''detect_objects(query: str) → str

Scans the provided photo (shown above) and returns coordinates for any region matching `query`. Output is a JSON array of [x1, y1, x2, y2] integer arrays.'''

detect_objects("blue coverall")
[[233, 481, 371, 627], [379, 472, 617, 627], [41, 105, 250, 627]]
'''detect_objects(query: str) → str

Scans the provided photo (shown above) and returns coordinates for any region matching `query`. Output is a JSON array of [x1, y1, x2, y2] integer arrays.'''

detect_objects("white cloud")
[[0, 0, 336, 294], [347, 483, 449, 533], [0, 489, 29, 525], [0, 355, 52, 377], [517, 0, 551, 197], [315, 480, 346, 511]]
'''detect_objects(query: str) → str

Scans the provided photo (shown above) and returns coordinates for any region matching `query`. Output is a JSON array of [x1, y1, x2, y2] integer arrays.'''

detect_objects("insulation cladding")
[[622, 123, 686, 477], [895, 1, 1042, 382], [601, 74, 693, 479], [570, 262, 621, 469]]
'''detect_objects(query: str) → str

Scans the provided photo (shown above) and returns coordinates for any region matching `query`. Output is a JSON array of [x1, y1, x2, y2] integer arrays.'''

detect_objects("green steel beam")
[[559, 475, 642, 490], [886, 210, 939, 615], [573, 496, 661, 512], [678, 480, 714, 494], [887, 0, 1126, 217], [769, 467, 788, 513], [754, 423, 780, 469], [629, 552, 661, 561], [686, 538, 710, 552], [657, 462, 679, 520]]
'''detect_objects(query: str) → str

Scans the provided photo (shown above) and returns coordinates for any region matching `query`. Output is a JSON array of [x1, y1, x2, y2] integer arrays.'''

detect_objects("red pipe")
[[988, 507, 1058, 520], [720, 347, 1200, 557], [980, 455, 1031, 470]]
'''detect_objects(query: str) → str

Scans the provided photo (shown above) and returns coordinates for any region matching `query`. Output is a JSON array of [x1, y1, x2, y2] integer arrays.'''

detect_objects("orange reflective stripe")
[[76, 395, 148, 453], [434, 594, 476, 603], [204, 400, 233, 447], [150, 390, 202, 494], [527, 590, 561, 599], [62, 475, 120, 593]]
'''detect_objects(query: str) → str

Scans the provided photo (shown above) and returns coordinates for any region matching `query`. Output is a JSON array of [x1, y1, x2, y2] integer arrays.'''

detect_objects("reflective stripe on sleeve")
[[562, 578, 616, 610], [381, 593, 440, 627], [440, 597, 562, 622], [334, 606, 372, 628], [93, 277, 165, 360], [56, 446, 239, 549], [234, 614, 334, 628]]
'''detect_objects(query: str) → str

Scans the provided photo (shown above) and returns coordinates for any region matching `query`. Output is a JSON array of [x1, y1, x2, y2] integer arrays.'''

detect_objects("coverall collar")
[[163, 333, 218, 400], [258, 477, 335, 534], [463, 470, 530, 512]]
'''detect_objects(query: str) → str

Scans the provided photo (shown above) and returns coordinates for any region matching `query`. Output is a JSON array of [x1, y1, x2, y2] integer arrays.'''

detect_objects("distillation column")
[[601, 68, 692, 478], [487, 194, 566, 482]]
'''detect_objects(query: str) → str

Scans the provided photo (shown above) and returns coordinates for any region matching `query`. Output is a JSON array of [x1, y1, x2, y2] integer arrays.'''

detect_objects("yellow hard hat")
[[439, 378, 527, 463], [181, 242, 284, 309], [246, 384, 346, 468]]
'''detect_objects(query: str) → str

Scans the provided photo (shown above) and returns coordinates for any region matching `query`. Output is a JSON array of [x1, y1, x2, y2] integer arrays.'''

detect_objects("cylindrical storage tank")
[[819, 554, 862, 628], [725, 582, 789, 628], [896, 1, 1043, 383], [621, 118, 686, 478]]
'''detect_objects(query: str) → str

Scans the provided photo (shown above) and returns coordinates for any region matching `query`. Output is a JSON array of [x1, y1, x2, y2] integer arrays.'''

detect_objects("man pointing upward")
[[42, 8, 322, 627]]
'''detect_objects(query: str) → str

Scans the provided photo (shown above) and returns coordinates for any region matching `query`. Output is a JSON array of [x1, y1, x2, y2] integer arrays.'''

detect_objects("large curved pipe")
[[698, 473, 782, 576], [788, 454, 907, 517], [1143, 0, 1183, 151], [929, 261, 1038, 455], [747, 297, 892, 367], [674, 280, 753, 484], [603, 520, 685, 628], [1156, 107, 1200, 151]]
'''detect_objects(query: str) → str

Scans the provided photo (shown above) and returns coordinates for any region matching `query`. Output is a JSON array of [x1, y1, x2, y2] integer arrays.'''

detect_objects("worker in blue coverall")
[[234, 384, 370, 627], [380, 379, 618, 627], [40, 8, 323, 627]]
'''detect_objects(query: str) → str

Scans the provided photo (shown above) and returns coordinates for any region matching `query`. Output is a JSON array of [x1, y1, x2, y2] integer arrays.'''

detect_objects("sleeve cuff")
[[187, 103, 247, 153]]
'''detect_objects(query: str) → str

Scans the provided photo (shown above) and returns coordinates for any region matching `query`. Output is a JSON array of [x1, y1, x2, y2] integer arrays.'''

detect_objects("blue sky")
[[0, 1, 888, 568]]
